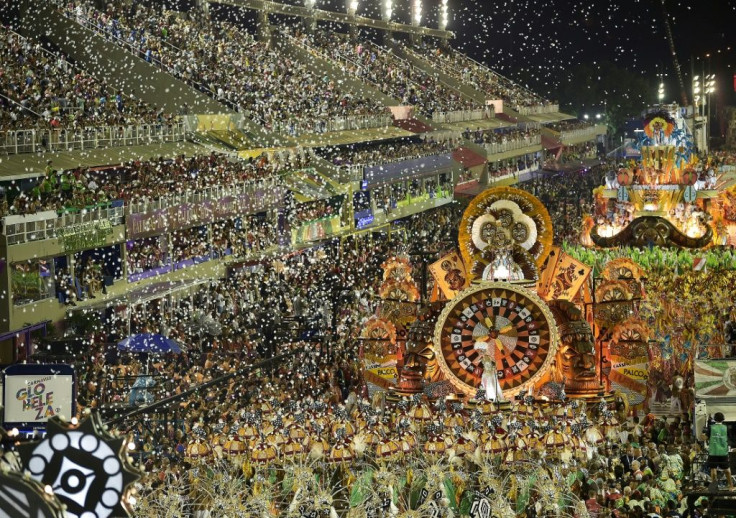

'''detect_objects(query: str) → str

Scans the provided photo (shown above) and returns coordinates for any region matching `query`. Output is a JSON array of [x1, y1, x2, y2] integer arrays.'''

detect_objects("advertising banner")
[[291, 215, 342, 244], [694, 360, 736, 398], [127, 187, 285, 239], [2, 364, 75, 427], [609, 358, 649, 406]]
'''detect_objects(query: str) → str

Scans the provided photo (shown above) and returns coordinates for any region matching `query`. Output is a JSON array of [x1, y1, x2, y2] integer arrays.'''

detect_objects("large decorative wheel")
[[433, 282, 559, 398]]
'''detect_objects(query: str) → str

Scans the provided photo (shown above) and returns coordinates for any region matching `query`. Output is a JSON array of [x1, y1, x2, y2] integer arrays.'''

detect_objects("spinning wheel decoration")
[[433, 282, 558, 398], [459, 187, 553, 276], [17, 413, 139, 518]]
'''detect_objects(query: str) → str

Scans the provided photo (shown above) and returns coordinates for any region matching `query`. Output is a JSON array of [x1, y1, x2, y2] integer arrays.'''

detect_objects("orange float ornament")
[[680, 168, 698, 186], [617, 168, 633, 186]]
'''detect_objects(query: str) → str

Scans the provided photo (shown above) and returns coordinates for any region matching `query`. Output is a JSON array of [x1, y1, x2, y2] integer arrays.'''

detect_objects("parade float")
[[360, 186, 611, 408], [586, 105, 736, 248]]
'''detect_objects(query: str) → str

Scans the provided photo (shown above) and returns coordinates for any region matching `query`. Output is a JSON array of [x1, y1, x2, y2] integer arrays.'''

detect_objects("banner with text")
[[2, 364, 75, 426], [127, 187, 286, 239]]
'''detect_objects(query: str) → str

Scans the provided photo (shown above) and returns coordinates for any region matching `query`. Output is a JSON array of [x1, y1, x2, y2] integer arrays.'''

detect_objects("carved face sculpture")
[[557, 320, 600, 394]]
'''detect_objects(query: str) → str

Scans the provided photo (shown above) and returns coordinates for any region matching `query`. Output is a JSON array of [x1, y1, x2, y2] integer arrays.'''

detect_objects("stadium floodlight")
[[412, 0, 422, 26], [383, 0, 392, 21], [439, 0, 448, 30], [347, 0, 358, 14], [706, 74, 716, 94]]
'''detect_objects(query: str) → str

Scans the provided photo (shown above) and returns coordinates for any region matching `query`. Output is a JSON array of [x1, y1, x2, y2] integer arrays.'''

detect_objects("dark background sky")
[[449, 0, 735, 104]]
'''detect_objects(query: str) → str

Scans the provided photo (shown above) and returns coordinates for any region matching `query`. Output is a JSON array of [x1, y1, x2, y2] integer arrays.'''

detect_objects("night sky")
[[449, 0, 736, 102]]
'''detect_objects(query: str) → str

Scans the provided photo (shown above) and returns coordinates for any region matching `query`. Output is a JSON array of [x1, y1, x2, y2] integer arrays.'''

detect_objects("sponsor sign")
[[2, 364, 75, 428]]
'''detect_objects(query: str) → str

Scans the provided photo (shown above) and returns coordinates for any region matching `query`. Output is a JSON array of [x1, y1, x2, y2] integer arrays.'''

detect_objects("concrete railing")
[[264, 114, 393, 137], [516, 104, 560, 116], [483, 135, 542, 155], [432, 108, 492, 124], [559, 125, 606, 142]]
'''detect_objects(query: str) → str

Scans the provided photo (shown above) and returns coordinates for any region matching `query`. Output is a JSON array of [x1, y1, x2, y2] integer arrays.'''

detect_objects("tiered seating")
[[292, 30, 482, 118], [59, 2, 389, 135], [408, 44, 549, 110], [0, 26, 169, 132]]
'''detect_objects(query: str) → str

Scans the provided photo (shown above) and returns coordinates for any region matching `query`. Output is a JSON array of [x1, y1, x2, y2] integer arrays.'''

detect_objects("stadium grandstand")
[[0, 0, 606, 358], [0, 0, 605, 361]]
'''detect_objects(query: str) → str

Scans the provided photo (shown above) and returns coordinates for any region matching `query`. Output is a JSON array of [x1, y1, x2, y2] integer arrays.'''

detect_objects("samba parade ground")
[[2, 0, 736, 516]]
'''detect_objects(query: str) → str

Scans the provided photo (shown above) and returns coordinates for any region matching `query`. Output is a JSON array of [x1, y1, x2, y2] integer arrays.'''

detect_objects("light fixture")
[[706, 74, 716, 94], [583, 114, 589, 120], [412, 0, 422, 26], [439, 0, 448, 30], [383, 0, 392, 20], [347, 0, 358, 14], [596, 113, 602, 119], [658, 82, 664, 101], [305, 0, 316, 8]]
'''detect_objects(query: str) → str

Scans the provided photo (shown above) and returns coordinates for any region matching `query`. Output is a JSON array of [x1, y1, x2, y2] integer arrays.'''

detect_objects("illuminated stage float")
[[589, 107, 720, 248], [365, 187, 610, 405]]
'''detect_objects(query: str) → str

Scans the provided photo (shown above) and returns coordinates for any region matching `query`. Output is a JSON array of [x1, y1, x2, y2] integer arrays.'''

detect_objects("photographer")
[[702, 412, 734, 490]]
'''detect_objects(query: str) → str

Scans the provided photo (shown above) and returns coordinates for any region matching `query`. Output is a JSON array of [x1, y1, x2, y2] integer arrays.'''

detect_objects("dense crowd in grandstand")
[[546, 119, 598, 132], [1, 151, 309, 216], [60, 2, 389, 135], [0, 26, 169, 132], [295, 30, 481, 117], [520, 166, 605, 244], [408, 44, 549, 109]]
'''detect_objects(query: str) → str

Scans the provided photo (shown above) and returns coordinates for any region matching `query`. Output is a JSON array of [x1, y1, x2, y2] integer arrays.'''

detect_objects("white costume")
[[474, 339, 504, 402]]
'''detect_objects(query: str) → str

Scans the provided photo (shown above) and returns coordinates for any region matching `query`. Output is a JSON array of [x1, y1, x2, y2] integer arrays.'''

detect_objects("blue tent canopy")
[[117, 333, 182, 354]]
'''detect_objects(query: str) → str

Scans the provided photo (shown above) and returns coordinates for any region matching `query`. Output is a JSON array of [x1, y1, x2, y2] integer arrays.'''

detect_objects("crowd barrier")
[[125, 176, 283, 216], [266, 114, 393, 136], [0, 122, 186, 155], [2, 203, 125, 245], [516, 104, 560, 116], [431, 109, 491, 124], [484, 135, 542, 155]]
